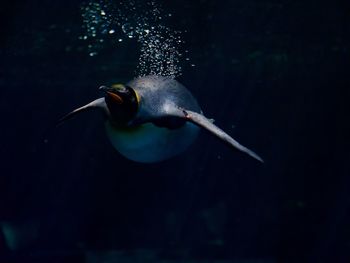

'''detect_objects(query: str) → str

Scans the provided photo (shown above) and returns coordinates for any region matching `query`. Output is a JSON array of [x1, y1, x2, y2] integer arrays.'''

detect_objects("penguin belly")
[[105, 121, 200, 163]]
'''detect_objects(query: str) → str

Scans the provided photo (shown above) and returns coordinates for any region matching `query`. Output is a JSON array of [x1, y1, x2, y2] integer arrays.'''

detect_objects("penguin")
[[58, 75, 263, 163]]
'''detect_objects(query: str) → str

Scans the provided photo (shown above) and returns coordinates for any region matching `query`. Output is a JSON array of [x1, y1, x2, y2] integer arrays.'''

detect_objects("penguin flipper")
[[171, 108, 264, 163], [56, 97, 107, 127], [44, 98, 107, 142]]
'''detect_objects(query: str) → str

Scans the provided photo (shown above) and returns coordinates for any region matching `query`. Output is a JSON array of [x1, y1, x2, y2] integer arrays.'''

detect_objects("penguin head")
[[100, 84, 139, 125]]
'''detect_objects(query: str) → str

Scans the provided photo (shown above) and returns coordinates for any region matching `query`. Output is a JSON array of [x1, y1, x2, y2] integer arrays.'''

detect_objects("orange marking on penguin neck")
[[107, 91, 123, 104]]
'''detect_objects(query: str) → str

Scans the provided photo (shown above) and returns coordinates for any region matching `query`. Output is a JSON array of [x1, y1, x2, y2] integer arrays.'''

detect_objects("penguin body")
[[58, 75, 263, 163], [129, 75, 201, 123], [107, 76, 201, 162], [105, 121, 199, 163]]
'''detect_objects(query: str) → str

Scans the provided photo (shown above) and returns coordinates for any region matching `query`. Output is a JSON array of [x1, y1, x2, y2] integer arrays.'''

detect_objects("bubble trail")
[[80, 0, 190, 78]]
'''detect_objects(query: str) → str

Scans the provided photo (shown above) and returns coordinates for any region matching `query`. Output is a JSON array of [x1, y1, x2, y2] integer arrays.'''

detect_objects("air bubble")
[[122, 23, 136, 38], [80, 0, 188, 78]]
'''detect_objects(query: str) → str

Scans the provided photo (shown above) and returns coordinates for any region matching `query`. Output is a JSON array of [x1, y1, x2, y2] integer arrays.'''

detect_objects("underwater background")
[[1, 0, 349, 262]]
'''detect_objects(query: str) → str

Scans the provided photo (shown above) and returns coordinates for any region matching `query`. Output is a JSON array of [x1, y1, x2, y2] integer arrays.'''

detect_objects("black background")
[[0, 0, 349, 262]]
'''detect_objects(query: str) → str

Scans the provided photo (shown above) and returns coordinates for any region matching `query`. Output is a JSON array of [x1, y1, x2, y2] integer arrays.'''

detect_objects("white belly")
[[105, 121, 199, 163]]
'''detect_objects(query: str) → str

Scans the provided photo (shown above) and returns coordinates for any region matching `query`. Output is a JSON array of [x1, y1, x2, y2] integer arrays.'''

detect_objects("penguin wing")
[[166, 107, 264, 163], [56, 98, 107, 127]]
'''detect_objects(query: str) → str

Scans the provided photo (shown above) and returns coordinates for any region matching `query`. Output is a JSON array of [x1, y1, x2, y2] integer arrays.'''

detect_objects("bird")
[[58, 75, 263, 163]]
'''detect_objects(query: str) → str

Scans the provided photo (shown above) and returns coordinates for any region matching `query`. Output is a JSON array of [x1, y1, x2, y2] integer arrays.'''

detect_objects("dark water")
[[1, 0, 349, 262]]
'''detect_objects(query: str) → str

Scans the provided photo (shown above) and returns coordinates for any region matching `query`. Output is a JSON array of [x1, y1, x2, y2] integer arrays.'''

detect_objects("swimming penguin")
[[58, 75, 263, 163]]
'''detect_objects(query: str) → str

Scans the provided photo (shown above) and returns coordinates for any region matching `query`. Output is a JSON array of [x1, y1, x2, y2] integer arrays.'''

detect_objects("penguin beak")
[[99, 86, 123, 104]]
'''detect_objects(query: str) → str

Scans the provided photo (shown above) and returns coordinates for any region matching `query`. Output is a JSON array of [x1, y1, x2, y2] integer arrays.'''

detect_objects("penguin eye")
[[111, 84, 127, 93], [117, 85, 133, 95], [118, 86, 128, 93]]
